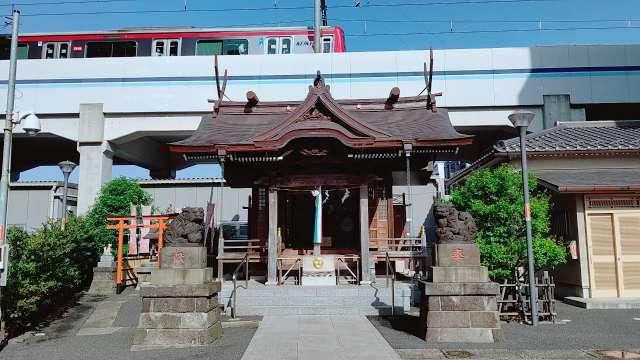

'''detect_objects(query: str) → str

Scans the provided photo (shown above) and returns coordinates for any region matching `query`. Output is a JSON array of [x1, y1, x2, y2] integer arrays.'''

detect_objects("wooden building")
[[170, 74, 472, 284]]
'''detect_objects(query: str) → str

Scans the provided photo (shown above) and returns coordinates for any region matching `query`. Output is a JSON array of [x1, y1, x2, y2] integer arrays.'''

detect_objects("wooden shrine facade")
[[170, 74, 472, 284]]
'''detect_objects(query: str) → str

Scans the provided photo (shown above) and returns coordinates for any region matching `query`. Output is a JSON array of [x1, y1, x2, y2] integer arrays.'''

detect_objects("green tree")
[[450, 164, 566, 281], [84, 177, 152, 250], [2, 217, 95, 332]]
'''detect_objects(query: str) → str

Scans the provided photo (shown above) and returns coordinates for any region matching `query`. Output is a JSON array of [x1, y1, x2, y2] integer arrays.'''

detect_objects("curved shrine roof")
[[170, 81, 472, 153]]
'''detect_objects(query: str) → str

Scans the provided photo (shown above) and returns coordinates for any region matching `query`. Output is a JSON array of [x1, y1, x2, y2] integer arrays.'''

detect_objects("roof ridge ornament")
[[417, 47, 443, 112]]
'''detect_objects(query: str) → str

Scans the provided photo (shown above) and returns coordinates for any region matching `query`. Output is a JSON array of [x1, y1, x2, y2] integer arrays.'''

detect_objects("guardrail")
[[230, 253, 249, 319]]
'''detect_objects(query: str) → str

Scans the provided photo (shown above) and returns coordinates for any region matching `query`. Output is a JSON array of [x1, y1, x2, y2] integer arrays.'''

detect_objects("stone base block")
[[139, 308, 221, 329], [87, 267, 116, 295], [428, 295, 497, 312], [140, 282, 221, 298], [432, 266, 489, 283], [150, 268, 214, 285], [141, 296, 219, 313], [131, 321, 223, 350], [426, 327, 502, 343], [160, 246, 207, 269], [435, 243, 480, 267], [423, 282, 499, 296]]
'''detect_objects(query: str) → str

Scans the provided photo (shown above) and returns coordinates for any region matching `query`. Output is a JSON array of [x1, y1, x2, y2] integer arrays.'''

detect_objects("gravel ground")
[[369, 302, 640, 351], [0, 290, 258, 360]]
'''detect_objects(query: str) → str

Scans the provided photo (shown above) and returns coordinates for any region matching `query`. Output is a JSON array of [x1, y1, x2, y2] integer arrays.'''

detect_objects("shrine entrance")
[[280, 187, 359, 254]]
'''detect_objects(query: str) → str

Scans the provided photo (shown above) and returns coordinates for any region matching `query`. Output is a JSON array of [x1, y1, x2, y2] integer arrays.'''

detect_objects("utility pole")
[[314, 0, 322, 53], [0, 9, 20, 337]]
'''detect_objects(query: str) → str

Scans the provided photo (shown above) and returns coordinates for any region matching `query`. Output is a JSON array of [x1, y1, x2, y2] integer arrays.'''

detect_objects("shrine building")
[[170, 74, 473, 284]]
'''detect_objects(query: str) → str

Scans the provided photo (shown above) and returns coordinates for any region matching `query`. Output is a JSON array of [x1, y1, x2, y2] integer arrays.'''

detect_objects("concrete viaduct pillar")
[[77, 103, 113, 214], [542, 94, 586, 129]]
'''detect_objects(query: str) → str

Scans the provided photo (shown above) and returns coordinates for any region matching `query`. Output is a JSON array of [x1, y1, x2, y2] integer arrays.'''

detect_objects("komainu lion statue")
[[164, 207, 205, 246], [434, 203, 477, 244]]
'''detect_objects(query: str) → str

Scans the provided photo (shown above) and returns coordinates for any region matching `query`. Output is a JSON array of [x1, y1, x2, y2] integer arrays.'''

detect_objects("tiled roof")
[[495, 120, 640, 153], [171, 81, 471, 152], [536, 169, 640, 192]]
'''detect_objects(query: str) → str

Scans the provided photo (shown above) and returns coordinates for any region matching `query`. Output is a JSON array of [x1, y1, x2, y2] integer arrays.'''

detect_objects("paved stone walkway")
[[241, 315, 401, 360]]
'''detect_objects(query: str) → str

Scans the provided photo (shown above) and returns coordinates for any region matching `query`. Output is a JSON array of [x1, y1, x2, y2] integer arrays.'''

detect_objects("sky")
[[10, 0, 640, 182]]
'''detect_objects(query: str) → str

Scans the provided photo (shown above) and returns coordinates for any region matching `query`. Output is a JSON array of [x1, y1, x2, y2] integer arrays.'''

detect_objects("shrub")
[[450, 164, 566, 281], [84, 177, 152, 250], [2, 217, 96, 332]]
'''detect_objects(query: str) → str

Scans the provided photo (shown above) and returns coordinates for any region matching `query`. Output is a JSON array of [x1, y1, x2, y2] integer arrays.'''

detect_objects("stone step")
[[217, 282, 419, 316]]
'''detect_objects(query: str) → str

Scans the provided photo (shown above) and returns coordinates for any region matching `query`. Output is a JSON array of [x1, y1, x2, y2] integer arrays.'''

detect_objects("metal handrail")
[[230, 253, 249, 319], [385, 252, 395, 317], [335, 256, 359, 285], [278, 257, 302, 285]]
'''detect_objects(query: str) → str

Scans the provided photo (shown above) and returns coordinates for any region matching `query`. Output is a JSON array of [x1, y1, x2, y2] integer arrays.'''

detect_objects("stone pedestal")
[[301, 255, 336, 286], [422, 243, 502, 343], [87, 266, 116, 295], [132, 246, 222, 350]]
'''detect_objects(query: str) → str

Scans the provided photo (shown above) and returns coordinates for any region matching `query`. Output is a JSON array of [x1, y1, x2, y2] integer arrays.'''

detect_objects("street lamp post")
[[57, 160, 77, 224], [508, 111, 538, 326]]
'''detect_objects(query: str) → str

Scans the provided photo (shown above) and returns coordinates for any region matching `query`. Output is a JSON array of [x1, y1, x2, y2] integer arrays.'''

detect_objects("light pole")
[[1, 9, 42, 337], [57, 160, 77, 224], [508, 111, 538, 326]]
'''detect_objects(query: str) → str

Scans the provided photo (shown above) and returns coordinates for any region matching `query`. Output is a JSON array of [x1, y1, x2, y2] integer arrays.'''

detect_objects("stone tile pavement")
[[241, 315, 401, 360], [1, 289, 258, 360]]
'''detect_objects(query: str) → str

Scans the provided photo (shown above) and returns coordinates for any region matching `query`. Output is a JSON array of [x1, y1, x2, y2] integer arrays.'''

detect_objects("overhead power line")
[[334, 18, 638, 24], [345, 24, 640, 36], [17, 0, 565, 17], [1, 0, 137, 6]]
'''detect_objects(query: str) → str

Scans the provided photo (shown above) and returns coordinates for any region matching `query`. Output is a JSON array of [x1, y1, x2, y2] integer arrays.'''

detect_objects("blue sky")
[[11, 0, 640, 181]]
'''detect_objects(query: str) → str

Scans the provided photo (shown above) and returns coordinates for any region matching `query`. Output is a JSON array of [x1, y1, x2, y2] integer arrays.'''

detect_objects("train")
[[0, 25, 346, 60]]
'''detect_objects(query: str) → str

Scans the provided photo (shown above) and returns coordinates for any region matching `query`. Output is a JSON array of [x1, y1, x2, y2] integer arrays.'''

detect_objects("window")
[[86, 41, 137, 58], [266, 38, 277, 54], [169, 40, 179, 56], [153, 40, 165, 56], [153, 39, 180, 56], [43, 42, 72, 59], [322, 37, 333, 53], [112, 42, 137, 57], [16, 44, 28, 59], [0, 42, 29, 60], [222, 39, 248, 55], [44, 43, 55, 59], [196, 40, 222, 55], [59, 43, 69, 58], [281, 38, 292, 54]]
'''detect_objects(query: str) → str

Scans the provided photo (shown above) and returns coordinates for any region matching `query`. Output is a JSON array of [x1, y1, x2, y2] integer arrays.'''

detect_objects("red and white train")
[[0, 25, 346, 60]]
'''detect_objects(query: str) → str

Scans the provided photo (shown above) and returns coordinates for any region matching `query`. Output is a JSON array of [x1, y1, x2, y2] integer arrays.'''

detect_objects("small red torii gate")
[[106, 215, 175, 286]]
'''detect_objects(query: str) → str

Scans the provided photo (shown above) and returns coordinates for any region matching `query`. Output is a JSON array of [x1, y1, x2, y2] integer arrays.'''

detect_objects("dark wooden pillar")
[[266, 188, 278, 285], [359, 184, 372, 284]]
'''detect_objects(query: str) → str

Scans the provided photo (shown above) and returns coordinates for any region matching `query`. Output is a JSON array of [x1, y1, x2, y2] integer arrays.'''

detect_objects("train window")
[[44, 43, 55, 59], [16, 44, 28, 59], [0, 43, 28, 60], [196, 40, 222, 55], [153, 40, 165, 56], [86, 41, 137, 58], [281, 38, 292, 54], [266, 38, 277, 55], [43, 42, 71, 59], [112, 42, 137, 57], [169, 40, 179, 56], [222, 39, 248, 55], [322, 37, 333, 53], [59, 43, 69, 58], [153, 39, 180, 56]]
